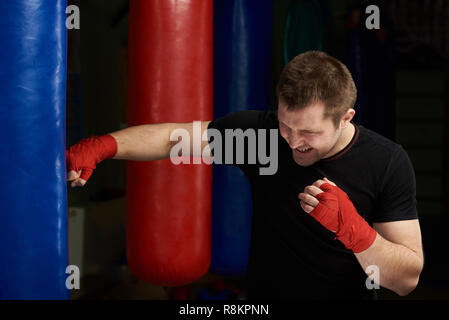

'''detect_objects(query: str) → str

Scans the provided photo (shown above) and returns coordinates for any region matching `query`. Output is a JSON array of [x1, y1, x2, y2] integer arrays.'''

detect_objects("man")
[[66, 51, 423, 299]]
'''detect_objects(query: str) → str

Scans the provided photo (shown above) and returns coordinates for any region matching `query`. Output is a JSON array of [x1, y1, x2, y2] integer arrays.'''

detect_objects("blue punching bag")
[[211, 0, 273, 276], [0, 0, 69, 299]]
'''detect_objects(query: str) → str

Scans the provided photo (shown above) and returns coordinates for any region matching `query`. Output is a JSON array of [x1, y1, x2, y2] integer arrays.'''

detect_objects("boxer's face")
[[277, 101, 343, 167]]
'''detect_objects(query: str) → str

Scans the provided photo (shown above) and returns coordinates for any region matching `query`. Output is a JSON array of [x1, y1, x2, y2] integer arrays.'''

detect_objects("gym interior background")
[[1, 0, 448, 300]]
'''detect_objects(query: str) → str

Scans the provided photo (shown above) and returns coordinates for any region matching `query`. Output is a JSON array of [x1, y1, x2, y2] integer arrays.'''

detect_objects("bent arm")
[[355, 219, 424, 296], [109, 121, 211, 161]]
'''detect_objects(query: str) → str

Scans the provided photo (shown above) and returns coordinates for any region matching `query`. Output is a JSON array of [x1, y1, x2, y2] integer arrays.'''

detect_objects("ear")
[[341, 108, 355, 129]]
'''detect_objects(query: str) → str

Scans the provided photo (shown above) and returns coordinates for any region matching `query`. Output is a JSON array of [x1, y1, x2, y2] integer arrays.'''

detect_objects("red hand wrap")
[[65, 134, 117, 181], [310, 183, 377, 253]]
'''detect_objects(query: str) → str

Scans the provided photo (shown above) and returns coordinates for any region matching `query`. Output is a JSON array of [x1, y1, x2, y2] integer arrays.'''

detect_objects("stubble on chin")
[[292, 150, 318, 167]]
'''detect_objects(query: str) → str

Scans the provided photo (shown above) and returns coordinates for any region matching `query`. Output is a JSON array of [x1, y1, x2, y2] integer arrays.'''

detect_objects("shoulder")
[[355, 126, 418, 222], [357, 125, 415, 189], [356, 125, 410, 168], [357, 125, 403, 156]]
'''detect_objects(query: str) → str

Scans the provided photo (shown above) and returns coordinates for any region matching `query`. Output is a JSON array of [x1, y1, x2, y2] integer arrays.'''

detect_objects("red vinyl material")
[[127, 0, 213, 286]]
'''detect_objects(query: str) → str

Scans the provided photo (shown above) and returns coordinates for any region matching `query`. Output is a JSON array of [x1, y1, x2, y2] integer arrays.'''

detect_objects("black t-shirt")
[[207, 110, 418, 299]]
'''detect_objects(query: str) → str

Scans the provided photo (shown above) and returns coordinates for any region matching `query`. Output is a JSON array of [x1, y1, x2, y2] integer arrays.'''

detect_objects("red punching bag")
[[127, 0, 213, 286]]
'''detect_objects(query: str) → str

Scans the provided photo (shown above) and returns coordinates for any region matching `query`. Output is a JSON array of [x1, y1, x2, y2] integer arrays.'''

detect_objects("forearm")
[[109, 123, 174, 161], [355, 233, 424, 296]]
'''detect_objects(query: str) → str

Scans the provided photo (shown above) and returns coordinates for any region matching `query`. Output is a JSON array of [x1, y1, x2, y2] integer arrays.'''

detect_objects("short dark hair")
[[276, 51, 357, 128]]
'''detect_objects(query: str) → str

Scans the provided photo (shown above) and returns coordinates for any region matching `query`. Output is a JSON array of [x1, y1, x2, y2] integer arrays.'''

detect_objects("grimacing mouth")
[[295, 146, 313, 153]]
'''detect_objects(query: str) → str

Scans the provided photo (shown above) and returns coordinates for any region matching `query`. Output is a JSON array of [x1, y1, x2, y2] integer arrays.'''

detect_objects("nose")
[[284, 131, 304, 149]]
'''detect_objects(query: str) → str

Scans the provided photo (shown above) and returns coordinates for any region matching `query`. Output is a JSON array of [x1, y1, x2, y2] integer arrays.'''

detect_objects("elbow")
[[394, 263, 423, 297], [395, 276, 420, 296]]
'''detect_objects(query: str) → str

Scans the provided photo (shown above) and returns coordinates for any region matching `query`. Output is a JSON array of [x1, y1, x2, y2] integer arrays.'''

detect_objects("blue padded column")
[[0, 0, 69, 299], [212, 0, 273, 276]]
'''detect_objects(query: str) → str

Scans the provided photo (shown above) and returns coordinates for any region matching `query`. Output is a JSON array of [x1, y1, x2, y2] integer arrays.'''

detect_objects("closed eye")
[[279, 120, 321, 135]]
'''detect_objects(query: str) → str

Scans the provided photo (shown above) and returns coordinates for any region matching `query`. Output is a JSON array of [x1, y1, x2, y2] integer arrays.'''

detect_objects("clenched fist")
[[66, 134, 117, 187]]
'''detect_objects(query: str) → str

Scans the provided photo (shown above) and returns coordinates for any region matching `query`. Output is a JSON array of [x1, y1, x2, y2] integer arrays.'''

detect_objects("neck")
[[325, 122, 355, 159]]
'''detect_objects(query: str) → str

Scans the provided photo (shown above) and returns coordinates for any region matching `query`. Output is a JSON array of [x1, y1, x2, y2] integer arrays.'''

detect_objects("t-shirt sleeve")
[[207, 110, 277, 176], [373, 146, 419, 223]]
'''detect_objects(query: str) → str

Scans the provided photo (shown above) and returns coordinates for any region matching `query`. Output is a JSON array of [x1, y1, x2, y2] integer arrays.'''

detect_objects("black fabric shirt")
[[207, 110, 418, 300]]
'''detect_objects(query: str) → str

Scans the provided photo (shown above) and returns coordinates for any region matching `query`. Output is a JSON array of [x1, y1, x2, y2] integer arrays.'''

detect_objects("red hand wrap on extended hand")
[[65, 134, 117, 182], [309, 183, 377, 253]]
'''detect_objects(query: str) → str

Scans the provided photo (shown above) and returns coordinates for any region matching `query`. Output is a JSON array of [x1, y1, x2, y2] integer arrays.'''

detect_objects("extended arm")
[[66, 121, 211, 187], [109, 121, 211, 161]]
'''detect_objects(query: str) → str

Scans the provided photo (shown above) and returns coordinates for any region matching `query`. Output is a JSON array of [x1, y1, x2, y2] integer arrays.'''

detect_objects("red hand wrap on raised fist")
[[66, 134, 117, 182], [310, 183, 377, 253]]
